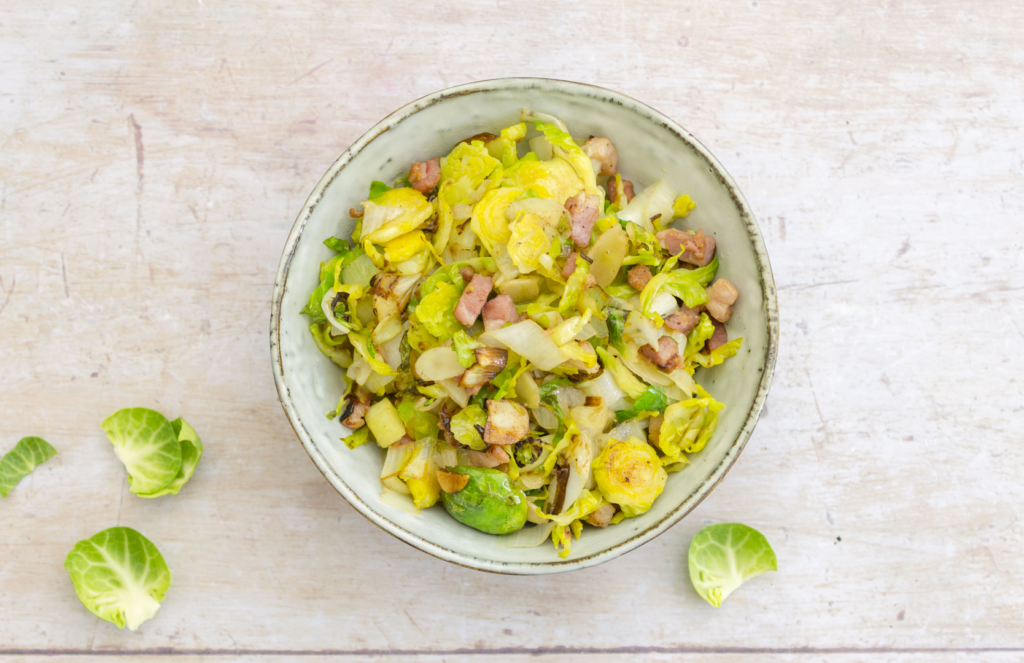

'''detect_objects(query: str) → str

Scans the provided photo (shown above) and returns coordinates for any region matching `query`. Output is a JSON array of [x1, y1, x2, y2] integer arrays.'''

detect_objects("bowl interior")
[[272, 79, 777, 573]]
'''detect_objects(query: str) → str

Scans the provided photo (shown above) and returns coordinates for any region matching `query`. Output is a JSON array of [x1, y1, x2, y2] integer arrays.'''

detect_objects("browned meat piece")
[[483, 399, 530, 446], [655, 228, 710, 262], [482, 294, 519, 332], [349, 207, 365, 218], [408, 157, 441, 193], [680, 234, 716, 267], [561, 252, 578, 279], [627, 264, 652, 291], [458, 266, 476, 282], [705, 279, 739, 322], [582, 137, 619, 176], [704, 318, 728, 353], [585, 503, 617, 528], [607, 178, 635, 205], [453, 273, 493, 327], [664, 306, 702, 334], [640, 336, 679, 372], [565, 192, 601, 248]]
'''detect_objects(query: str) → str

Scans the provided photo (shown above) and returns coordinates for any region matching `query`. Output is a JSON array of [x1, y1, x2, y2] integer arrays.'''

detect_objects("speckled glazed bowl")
[[271, 78, 778, 574]]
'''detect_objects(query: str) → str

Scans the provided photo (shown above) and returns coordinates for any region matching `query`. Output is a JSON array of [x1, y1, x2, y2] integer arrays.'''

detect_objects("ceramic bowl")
[[271, 78, 778, 574]]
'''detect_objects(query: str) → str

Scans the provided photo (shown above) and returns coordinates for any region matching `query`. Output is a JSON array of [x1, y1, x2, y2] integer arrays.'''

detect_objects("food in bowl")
[[299, 109, 742, 557]]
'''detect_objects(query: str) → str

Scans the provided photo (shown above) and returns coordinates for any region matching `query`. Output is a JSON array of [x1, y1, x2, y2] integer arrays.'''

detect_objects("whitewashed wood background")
[[2, 0, 1022, 661]]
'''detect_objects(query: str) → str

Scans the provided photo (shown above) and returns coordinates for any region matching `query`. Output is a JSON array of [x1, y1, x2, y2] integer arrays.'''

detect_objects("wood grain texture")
[[1, 0, 1022, 658]]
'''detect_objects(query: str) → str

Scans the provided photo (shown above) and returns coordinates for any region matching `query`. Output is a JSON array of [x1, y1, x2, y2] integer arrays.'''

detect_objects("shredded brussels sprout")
[[299, 111, 743, 556]]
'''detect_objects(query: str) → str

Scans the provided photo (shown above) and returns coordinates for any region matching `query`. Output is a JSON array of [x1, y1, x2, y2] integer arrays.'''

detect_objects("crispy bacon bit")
[[627, 264, 653, 291], [482, 294, 519, 332], [561, 252, 578, 279], [582, 137, 619, 176], [408, 157, 441, 193], [453, 274, 493, 327], [640, 337, 680, 372], [585, 503, 617, 528], [349, 207, 365, 218], [483, 399, 530, 446], [565, 192, 601, 248], [704, 318, 728, 353], [705, 279, 739, 322], [664, 306, 702, 334], [607, 178, 635, 205]]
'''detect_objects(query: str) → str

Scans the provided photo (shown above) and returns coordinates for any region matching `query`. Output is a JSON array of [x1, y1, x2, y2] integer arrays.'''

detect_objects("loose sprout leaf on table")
[[688, 523, 777, 607], [0, 436, 57, 498], [65, 527, 172, 631], [101, 408, 204, 498]]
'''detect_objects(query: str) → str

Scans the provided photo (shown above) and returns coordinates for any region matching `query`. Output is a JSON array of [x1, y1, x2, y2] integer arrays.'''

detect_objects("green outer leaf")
[[101, 408, 182, 496], [65, 527, 171, 631], [614, 385, 668, 423], [138, 418, 204, 498], [368, 180, 392, 199], [606, 309, 627, 355], [0, 436, 57, 498], [450, 404, 487, 451], [688, 523, 777, 607]]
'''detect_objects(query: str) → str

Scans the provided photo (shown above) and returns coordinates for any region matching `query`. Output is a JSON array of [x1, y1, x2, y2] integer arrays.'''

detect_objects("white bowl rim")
[[270, 77, 780, 575]]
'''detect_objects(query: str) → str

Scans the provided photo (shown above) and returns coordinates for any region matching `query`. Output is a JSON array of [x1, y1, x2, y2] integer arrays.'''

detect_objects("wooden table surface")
[[2, 1, 1023, 661]]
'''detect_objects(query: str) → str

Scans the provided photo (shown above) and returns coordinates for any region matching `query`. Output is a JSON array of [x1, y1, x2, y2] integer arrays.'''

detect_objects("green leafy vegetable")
[[323, 236, 349, 252], [558, 253, 591, 316], [414, 280, 465, 340], [606, 309, 627, 355], [452, 330, 483, 368], [368, 180, 392, 200], [614, 385, 668, 423], [101, 408, 203, 498], [65, 527, 172, 631], [0, 436, 57, 498], [684, 313, 716, 357], [639, 255, 719, 318], [449, 404, 487, 450], [343, 426, 371, 450], [691, 337, 744, 369], [688, 523, 777, 607], [396, 399, 440, 441]]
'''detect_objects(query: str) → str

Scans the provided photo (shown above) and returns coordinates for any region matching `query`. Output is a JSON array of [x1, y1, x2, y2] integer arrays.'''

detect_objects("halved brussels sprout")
[[592, 437, 666, 517], [440, 466, 528, 535]]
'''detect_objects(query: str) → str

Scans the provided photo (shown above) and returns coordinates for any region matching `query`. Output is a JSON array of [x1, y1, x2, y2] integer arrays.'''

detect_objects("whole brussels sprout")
[[593, 437, 667, 517], [440, 466, 528, 535]]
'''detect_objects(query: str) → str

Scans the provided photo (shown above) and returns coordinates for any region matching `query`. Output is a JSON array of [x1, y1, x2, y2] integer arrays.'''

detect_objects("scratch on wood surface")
[[292, 59, 332, 85], [61, 253, 70, 298], [0, 275, 14, 318], [129, 114, 144, 264], [129, 114, 144, 193]]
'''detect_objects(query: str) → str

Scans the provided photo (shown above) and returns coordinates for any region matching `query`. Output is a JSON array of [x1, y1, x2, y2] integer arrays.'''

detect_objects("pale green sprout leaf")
[[102, 408, 182, 496], [65, 527, 172, 631], [688, 523, 777, 607], [0, 436, 57, 498], [139, 418, 204, 498]]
